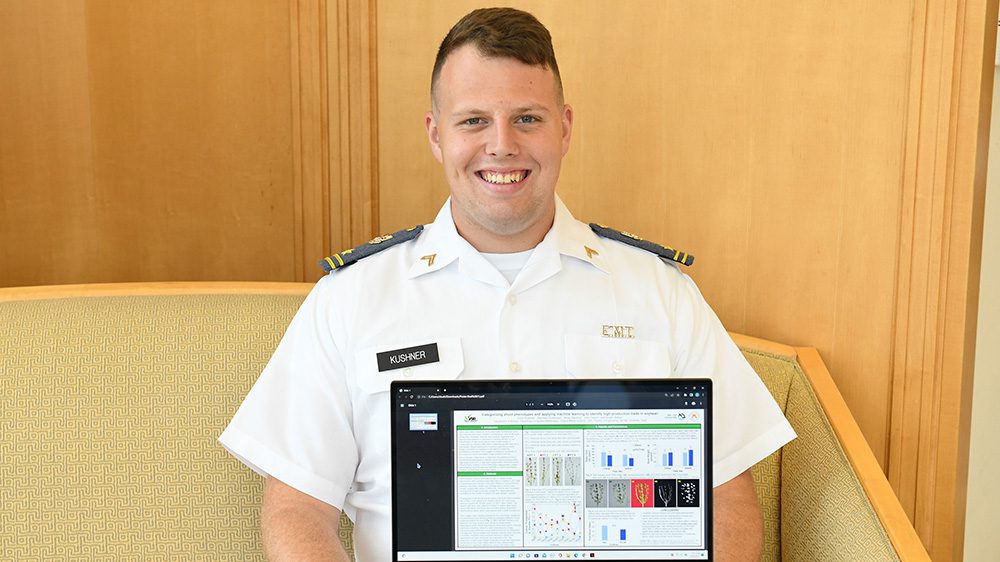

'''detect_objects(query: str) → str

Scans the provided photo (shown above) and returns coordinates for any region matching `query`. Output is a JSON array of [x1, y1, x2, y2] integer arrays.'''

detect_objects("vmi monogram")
[[602, 325, 635, 339]]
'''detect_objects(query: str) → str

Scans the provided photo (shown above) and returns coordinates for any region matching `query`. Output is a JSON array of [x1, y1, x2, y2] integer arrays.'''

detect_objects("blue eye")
[[462, 117, 485, 126], [516, 115, 540, 124]]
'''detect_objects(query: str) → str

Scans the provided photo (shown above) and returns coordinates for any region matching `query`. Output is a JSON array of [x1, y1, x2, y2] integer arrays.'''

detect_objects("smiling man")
[[221, 8, 794, 562], [426, 40, 572, 253]]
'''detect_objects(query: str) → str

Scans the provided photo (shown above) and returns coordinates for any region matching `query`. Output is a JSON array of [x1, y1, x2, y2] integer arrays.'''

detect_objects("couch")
[[0, 282, 929, 560]]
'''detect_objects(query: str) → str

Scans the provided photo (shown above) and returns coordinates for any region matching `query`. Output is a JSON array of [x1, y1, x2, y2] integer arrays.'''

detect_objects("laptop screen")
[[391, 379, 712, 561]]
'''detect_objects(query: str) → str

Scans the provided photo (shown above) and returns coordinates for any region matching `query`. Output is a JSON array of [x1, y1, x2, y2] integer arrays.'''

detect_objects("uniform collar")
[[548, 197, 610, 275], [407, 196, 610, 285], [407, 200, 473, 279]]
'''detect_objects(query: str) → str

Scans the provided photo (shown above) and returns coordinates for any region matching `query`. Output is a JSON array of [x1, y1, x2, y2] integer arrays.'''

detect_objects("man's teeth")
[[480, 171, 526, 184]]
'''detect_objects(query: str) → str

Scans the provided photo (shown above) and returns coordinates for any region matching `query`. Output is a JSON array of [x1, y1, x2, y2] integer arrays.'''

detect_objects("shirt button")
[[403, 368, 413, 378], [507, 294, 517, 305], [509, 361, 521, 373], [612, 361, 623, 373]]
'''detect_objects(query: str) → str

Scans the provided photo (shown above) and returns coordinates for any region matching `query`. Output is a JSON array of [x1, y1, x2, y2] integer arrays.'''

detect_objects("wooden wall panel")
[[732, 3, 910, 467], [83, 1, 297, 282], [292, 0, 333, 282], [0, 1, 98, 286], [0, 1, 311, 286], [889, 1, 996, 559], [375, 2, 455, 230], [376, 0, 910, 467], [330, 0, 380, 251]]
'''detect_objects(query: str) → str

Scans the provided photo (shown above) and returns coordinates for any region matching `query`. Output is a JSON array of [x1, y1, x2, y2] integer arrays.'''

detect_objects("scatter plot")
[[525, 502, 582, 545]]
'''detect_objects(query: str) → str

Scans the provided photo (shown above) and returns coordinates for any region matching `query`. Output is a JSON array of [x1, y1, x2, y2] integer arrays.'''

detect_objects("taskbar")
[[397, 550, 708, 560]]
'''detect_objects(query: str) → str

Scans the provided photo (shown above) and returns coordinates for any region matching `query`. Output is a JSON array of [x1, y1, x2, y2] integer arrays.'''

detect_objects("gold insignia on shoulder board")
[[369, 234, 393, 245], [620, 231, 641, 241], [602, 325, 635, 339]]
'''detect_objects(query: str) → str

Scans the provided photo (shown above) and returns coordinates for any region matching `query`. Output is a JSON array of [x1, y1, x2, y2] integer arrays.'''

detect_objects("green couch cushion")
[[743, 347, 898, 561], [780, 363, 897, 561], [1, 294, 305, 560], [743, 349, 795, 562]]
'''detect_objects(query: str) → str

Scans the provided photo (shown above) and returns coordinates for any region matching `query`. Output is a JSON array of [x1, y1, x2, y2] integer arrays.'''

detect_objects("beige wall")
[[964, 65, 1000, 562]]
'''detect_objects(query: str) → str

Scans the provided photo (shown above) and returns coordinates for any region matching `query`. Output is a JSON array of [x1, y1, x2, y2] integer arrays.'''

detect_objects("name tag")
[[376, 343, 440, 372]]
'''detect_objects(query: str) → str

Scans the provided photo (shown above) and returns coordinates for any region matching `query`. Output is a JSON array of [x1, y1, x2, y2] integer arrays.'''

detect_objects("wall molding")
[[290, 0, 332, 282], [889, 0, 996, 559], [331, 0, 379, 254], [289, 0, 379, 282]]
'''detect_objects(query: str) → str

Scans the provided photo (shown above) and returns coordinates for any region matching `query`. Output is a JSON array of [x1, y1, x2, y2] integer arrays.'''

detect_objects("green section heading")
[[456, 471, 523, 477]]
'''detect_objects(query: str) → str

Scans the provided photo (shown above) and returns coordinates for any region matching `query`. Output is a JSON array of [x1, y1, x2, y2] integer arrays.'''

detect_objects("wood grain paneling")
[[291, 0, 332, 282], [83, 1, 297, 282], [890, 1, 996, 559], [331, 0, 380, 250], [0, 1, 98, 286], [1, 1, 303, 285]]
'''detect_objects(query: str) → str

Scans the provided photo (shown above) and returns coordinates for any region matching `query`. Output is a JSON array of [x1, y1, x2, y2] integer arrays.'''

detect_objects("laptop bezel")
[[390, 378, 714, 561]]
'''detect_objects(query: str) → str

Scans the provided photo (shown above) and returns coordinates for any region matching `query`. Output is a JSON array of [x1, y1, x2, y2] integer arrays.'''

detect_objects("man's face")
[[426, 45, 572, 251]]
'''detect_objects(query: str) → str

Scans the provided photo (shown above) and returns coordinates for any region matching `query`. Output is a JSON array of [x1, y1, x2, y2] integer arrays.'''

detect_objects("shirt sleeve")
[[669, 271, 796, 486], [219, 275, 358, 509]]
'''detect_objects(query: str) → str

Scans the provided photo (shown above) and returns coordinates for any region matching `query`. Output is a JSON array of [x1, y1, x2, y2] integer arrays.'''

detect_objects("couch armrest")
[[795, 347, 929, 561], [731, 332, 929, 561]]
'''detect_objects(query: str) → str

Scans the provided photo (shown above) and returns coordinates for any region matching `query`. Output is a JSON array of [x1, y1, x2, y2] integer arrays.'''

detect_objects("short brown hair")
[[431, 7, 563, 105]]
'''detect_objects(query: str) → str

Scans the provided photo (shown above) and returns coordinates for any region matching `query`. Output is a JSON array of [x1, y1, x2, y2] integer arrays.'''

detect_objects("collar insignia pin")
[[584, 246, 599, 259], [421, 254, 437, 267]]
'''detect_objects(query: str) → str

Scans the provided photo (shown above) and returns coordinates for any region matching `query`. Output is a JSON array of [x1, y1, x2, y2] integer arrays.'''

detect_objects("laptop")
[[390, 378, 713, 561]]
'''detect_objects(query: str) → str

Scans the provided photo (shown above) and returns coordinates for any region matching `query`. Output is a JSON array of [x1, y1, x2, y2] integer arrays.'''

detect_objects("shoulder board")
[[319, 225, 424, 273], [589, 223, 694, 267]]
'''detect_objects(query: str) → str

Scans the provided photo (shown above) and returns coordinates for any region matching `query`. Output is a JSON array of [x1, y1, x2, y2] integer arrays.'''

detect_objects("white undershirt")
[[481, 249, 534, 284]]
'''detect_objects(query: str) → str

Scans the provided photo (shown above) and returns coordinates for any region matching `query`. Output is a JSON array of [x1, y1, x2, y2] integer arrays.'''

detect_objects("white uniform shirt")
[[220, 197, 796, 562]]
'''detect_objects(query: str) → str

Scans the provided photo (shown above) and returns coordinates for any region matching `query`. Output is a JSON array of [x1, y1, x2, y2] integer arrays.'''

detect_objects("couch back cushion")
[[779, 361, 898, 561], [740, 347, 899, 561], [0, 293, 310, 559], [741, 349, 794, 562]]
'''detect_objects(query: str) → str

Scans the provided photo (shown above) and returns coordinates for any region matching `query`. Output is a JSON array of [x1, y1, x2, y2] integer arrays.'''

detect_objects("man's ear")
[[560, 104, 574, 156], [425, 111, 444, 163]]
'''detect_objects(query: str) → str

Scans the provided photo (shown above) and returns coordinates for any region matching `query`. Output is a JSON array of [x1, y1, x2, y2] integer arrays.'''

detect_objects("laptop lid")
[[391, 378, 713, 561]]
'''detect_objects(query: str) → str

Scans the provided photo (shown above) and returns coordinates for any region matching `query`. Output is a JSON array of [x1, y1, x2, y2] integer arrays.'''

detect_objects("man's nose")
[[486, 122, 519, 157]]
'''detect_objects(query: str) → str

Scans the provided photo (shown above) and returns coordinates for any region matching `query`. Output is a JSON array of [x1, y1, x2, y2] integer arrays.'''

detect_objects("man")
[[221, 8, 794, 561]]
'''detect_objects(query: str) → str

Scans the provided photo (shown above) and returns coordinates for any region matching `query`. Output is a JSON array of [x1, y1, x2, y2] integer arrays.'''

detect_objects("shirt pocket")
[[355, 336, 464, 394], [564, 334, 673, 378]]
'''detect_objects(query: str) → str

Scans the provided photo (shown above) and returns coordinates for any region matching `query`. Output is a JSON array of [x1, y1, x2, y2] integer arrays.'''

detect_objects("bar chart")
[[595, 523, 632, 545], [587, 446, 698, 472], [660, 449, 696, 467], [583, 427, 702, 479], [598, 452, 639, 468]]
